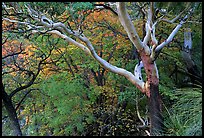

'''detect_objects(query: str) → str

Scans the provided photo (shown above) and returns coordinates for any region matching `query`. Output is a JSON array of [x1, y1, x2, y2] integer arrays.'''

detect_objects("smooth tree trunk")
[[2, 85, 22, 136]]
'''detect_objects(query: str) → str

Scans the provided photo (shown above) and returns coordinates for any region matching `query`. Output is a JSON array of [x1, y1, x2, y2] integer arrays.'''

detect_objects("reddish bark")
[[139, 48, 163, 135]]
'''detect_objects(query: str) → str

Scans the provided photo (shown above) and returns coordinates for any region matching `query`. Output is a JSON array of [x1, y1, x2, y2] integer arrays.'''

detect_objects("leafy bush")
[[37, 72, 96, 135], [163, 87, 202, 136]]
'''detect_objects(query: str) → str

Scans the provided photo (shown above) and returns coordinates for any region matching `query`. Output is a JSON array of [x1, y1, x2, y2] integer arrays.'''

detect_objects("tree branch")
[[2, 42, 24, 60], [159, 3, 191, 24], [15, 88, 39, 111], [78, 34, 146, 92], [9, 51, 51, 98], [155, 23, 182, 52], [117, 2, 145, 52], [155, 6, 194, 52], [43, 29, 145, 92], [94, 3, 118, 16], [4, 2, 151, 94], [143, 17, 151, 45]]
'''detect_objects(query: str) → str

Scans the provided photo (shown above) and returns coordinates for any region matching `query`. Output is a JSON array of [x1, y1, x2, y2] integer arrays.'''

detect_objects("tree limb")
[[15, 88, 39, 111], [48, 29, 146, 92], [117, 2, 145, 52], [159, 3, 191, 24], [94, 3, 118, 16], [9, 51, 51, 98]]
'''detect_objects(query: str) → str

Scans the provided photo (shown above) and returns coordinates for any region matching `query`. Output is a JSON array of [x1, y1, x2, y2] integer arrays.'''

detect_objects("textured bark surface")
[[139, 49, 163, 135]]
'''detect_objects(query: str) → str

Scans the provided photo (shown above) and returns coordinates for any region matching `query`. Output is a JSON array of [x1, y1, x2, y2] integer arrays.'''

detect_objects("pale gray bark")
[[117, 3, 145, 52], [134, 61, 144, 81], [181, 28, 201, 84]]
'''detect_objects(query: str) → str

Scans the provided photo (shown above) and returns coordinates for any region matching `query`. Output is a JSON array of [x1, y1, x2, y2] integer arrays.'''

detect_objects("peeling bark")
[[139, 48, 162, 135]]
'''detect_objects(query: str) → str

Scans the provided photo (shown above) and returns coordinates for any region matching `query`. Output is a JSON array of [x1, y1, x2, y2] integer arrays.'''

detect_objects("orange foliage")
[[2, 15, 19, 31], [2, 40, 22, 57]]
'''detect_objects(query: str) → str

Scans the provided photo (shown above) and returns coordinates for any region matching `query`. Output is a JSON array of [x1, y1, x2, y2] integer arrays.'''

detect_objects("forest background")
[[2, 2, 202, 136]]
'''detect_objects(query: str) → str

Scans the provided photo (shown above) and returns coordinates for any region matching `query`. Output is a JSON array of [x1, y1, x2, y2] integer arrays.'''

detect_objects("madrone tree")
[[2, 2, 199, 135]]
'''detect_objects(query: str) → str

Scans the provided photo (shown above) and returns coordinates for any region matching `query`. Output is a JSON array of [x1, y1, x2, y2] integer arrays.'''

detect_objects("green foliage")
[[155, 2, 189, 14], [16, 72, 97, 136], [156, 54, 176, 99], [2, 107, 12, 136], [66, 2, 94, 23], [71, 2, 94, 12], [28, 2, 66, 16], [38, 72, 95, 135], [88, 82, 148, 136], [190, 23, 202, 72], [118, 90, 135, 104], [118, 86, 140, 104], [2, 1, 202, 136], [163, 87, 202, 136]]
